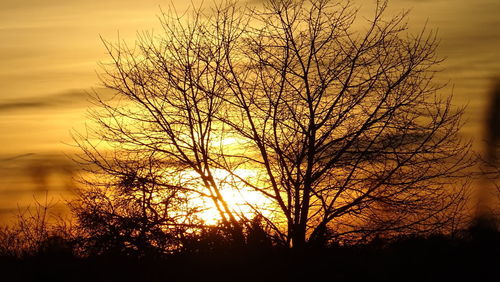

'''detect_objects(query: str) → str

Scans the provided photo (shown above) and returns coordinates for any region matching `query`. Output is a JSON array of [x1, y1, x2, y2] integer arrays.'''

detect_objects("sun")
[[188, 168, 273, 225]]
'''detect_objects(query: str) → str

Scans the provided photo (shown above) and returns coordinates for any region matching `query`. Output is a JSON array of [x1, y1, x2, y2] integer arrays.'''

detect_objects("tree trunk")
[[292, 224, 307, 249]]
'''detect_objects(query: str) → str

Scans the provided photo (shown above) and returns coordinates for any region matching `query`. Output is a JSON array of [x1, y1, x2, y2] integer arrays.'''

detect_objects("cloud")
[[0, 101, 49, 112], [0, 88, 114, 114], [0, 153, 35, 162], [0, 90, 85, 113]]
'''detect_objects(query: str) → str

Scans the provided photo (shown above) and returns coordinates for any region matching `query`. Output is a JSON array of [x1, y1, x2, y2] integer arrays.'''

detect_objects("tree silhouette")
[[0, 194, 74, 257], [70, 155, 207, 255], [74, 0, 474, 250], [478, 78, 500, 225]]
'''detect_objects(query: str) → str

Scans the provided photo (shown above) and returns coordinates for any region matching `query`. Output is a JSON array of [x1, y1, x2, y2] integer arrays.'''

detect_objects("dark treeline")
[[0, 214, 499, 282]]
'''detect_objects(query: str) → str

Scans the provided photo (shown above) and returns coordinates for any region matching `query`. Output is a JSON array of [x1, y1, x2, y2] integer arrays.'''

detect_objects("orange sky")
[[0, 0, 499, 222]]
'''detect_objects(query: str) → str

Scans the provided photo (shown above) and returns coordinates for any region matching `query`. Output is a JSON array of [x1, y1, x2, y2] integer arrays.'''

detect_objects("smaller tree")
[[0, 195, 74, 257], [70, 155, 208, 255]]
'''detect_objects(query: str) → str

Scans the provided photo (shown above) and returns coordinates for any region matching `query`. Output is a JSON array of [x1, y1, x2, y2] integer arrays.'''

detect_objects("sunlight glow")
[[187, 168, 273, 225]]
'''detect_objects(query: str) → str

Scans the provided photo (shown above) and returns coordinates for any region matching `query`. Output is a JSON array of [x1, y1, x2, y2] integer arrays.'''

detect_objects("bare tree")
[[75, 0, 474, 249], [0, 194, 74, 257]]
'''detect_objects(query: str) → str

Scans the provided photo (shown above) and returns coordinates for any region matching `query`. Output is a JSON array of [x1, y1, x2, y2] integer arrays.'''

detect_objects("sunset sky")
[[1, 0, 499, 222]]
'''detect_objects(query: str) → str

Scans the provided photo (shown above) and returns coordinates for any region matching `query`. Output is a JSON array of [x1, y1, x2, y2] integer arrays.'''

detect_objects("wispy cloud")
[[0, 153, 35, 162], [0, 88, 115, 114]]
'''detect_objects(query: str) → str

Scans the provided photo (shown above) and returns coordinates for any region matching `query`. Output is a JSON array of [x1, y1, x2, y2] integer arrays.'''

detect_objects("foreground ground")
[[0, 230, 498, 282]]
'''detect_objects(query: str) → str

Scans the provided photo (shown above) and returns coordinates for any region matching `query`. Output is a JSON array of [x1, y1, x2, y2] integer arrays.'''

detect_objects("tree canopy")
[[73, 0, 473, 251]]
